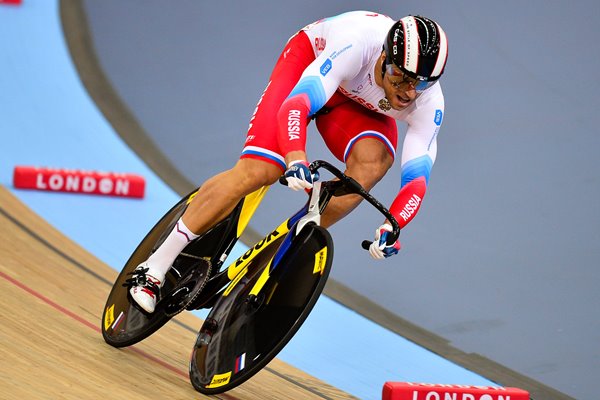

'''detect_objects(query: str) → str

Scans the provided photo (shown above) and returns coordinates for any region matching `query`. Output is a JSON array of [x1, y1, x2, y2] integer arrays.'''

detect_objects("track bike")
[[101, 160, 400, 394]]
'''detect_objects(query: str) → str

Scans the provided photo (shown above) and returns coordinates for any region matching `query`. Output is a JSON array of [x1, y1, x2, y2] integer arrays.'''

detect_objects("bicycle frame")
[[189, 160, 401, 393], [101, 160, 400, 350], [101, 158, 402, 393], [189, 159, 400, 311], [189, 179, 324, 309]]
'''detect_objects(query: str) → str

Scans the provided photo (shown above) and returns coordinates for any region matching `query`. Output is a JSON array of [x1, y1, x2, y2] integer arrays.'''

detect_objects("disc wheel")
[[189, 224, 334, 394]]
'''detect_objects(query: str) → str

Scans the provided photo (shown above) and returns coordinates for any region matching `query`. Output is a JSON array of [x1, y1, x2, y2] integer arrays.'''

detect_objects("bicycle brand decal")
[[104, 304, 125, 332], [313, 246, 327, 275], [104, 304, 115, 331], [206, 371, 232, 388], [227, 220, 289, 281]]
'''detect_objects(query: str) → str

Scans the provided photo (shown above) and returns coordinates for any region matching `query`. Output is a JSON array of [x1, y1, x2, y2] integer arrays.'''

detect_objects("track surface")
[[0, 186, 356, 400]]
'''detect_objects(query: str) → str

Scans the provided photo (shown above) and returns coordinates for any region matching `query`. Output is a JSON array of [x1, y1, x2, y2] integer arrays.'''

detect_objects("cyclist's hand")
[[284, 160, 315, 191], [369, 223, 401, 260]]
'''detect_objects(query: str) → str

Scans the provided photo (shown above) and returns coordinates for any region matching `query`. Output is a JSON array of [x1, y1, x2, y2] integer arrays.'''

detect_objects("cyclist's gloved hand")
[[369, 223, 401, 260], [284, 160, 315, 191]]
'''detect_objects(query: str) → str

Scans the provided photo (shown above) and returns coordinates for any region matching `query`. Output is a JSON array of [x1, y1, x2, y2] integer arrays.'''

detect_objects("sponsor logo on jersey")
[[351, 84, 364, 94], [315, 37, 326, 51], [329, 44, 352, 60], [287, 110, 301, 140], [434, 109, 443, 126], [320, 59, 332, 76]]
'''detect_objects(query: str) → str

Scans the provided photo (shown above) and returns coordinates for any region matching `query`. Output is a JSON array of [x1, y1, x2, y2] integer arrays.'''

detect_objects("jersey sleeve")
[[277, 35, 364, 159], [389, 85, 445, 229]]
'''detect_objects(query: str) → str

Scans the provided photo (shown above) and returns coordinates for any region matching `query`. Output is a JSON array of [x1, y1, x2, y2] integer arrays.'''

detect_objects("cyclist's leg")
[[321, 138, 394, 227], [315, 96, 397, 227], [129, 31, 315, 312], [130, 158, 281, 313], [181, 158, 281, 234], [186, 30, 315, 233]]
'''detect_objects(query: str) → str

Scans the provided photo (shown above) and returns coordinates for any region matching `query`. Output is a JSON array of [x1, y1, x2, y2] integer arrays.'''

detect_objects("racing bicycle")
[[101, 160, 400, 394]]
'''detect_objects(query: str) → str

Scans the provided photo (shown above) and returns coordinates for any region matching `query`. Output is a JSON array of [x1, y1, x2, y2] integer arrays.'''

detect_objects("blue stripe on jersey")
[[241, 149, 287, 169], [344, 131, 396, 162], [288, 76, 327, 116], [401, 155, 433, 187]]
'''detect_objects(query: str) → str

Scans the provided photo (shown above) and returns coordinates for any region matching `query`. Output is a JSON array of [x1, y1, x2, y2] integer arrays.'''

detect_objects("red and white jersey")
[[300, 11, 444, 123], [244, 11, 447, 232], [292, 11, 445, 183], [294, 11, 445, 229]]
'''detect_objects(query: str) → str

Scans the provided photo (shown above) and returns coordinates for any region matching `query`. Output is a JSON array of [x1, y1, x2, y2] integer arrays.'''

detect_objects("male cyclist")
[[130, 11, 448, 313]]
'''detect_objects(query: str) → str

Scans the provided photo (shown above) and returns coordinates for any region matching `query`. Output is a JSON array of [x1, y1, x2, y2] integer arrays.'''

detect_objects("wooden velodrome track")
[[0, 186, 357, 400]]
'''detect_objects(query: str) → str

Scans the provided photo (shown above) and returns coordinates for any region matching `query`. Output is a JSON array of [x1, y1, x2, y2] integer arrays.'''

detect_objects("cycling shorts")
[[241, 31, 398, 171]]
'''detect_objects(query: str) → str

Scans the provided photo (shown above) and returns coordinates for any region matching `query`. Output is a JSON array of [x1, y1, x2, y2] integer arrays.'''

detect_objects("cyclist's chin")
[[386, 94, 414, 110], [390, 99, 412, 110]]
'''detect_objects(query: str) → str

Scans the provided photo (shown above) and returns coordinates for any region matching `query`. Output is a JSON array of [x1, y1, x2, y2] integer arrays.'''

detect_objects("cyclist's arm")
[[277, 37, 363, 164], [389, 88, 445, 229]]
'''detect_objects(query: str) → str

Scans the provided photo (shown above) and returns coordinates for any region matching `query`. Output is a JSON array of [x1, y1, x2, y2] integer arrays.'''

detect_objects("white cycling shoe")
[[128, 263, 163, 313]]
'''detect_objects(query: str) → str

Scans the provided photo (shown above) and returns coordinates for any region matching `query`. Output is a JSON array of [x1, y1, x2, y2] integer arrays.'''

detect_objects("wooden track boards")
[[0, 186, 356, 400]]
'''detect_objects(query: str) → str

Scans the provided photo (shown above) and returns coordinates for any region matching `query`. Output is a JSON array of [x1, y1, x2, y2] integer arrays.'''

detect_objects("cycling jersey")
[[242, 11, 445, 230]]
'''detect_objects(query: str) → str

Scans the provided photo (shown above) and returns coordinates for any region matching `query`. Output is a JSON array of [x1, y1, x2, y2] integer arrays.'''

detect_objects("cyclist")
[[130, 11, 448, 313]]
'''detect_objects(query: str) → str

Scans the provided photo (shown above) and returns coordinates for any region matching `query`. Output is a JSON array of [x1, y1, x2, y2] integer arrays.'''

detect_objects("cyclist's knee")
[[232, 158, 282, 190], [345, 139, 393, 189]]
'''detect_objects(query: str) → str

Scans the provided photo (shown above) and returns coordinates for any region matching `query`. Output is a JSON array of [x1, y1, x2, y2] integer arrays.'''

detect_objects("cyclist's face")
[[383, 63, 418, 110]]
